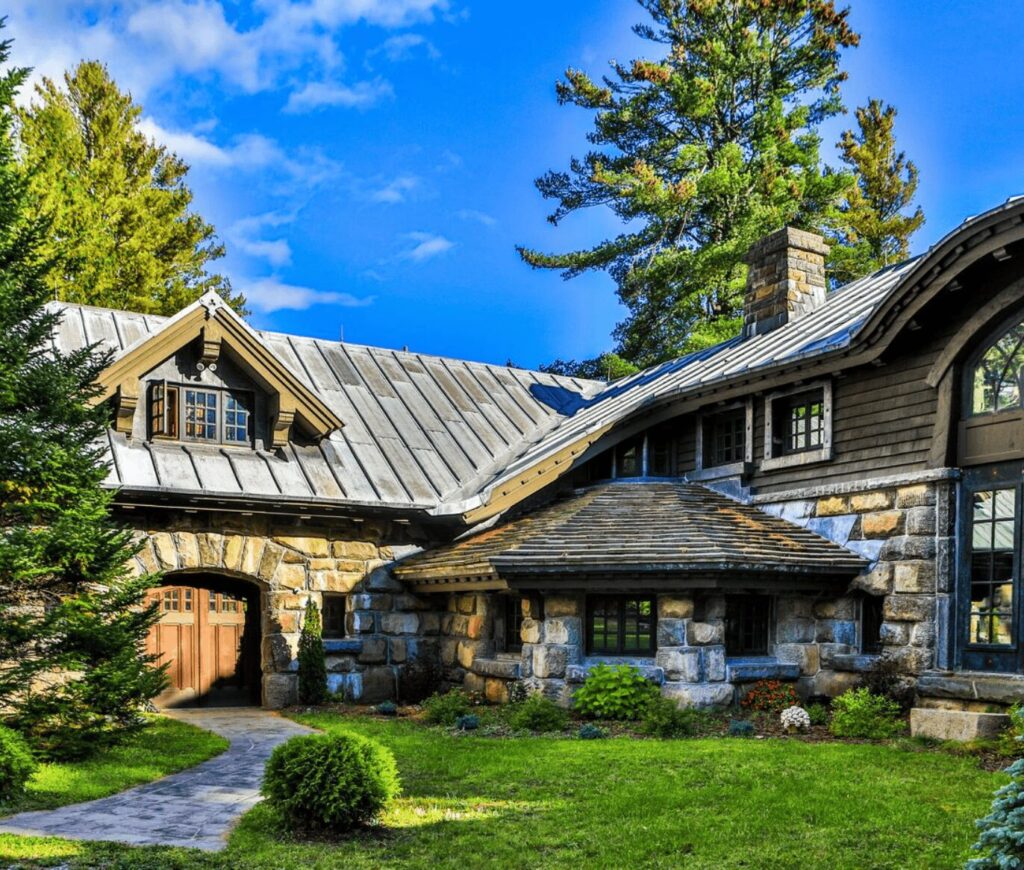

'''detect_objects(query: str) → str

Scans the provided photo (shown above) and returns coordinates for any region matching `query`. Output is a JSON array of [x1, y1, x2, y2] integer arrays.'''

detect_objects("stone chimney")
[[742, 226, 830, 337]]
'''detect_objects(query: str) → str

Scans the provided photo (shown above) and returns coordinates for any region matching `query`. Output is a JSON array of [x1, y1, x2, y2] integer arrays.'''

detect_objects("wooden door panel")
[[147, 584, 257, 706]]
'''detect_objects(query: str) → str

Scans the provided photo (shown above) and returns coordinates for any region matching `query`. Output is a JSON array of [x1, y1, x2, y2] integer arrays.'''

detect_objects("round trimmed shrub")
[[261, 732, 399, 834], [0, 725, 37, 805], [828, 688, 904, 739]]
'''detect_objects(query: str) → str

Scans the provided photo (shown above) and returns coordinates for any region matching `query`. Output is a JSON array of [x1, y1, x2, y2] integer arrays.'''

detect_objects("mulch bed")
[[292, 702, 1021, 773]]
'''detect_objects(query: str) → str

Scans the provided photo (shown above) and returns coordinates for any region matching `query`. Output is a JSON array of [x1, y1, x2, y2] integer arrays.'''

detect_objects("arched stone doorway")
[[145, 573, 262, 707]]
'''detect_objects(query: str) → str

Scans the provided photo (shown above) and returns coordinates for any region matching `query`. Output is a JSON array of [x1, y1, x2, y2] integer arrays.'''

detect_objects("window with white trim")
[[148, 381, 254, 446]]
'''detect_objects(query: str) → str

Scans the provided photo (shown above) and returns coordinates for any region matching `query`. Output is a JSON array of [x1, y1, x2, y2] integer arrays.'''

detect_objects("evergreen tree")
[[0, 33, 165, 759], [827, 99, 924, 285], [298, 601, 328, 705], [17, 60, 244, 316], [541, 352, 639, 382], [518, 0, 860, 366]]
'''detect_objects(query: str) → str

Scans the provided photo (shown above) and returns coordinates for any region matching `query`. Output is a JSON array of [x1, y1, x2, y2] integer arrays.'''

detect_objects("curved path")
[[0, 708, 313, 852]]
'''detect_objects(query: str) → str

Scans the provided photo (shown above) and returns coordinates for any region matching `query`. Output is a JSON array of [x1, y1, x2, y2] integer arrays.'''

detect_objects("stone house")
[[51, 196, 1024, 723]]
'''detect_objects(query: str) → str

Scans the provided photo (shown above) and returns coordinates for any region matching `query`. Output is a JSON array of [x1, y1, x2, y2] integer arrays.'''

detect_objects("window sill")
[[760, 447, 832, 472], [726, 657, 800, 683], [323, 638, 362, 654], [471, 657, 521, 679], [688, 461, 752, 482], [568, 658, 664, 685], [830, 653, 880, 673]]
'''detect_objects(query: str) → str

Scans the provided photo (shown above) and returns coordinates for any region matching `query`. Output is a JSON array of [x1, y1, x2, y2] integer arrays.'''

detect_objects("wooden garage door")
[[145, 584, 258, 707]]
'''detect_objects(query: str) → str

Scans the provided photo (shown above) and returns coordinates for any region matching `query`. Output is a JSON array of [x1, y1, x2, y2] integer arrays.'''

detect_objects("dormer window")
[[149, 381, 253, 446], [761, 382, 833, 471]]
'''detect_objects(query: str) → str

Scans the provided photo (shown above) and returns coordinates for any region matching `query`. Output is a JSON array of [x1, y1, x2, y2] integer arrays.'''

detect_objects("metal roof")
[[394, 481, 868, 583], [49, 301, 602, 513], [48, 196, 1024, 519]]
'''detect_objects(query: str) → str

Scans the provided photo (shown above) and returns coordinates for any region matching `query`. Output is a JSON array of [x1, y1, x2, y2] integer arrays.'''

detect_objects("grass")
[[0, 711, 1007, 869], [1, 716, 228, 815]]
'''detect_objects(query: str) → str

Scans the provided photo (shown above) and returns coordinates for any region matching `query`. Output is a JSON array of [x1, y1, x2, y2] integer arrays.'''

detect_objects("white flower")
[[780, 705, 811, 732]]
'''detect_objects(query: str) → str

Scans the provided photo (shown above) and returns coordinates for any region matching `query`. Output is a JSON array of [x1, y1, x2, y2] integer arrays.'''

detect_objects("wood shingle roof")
[[394, 482, 868, 589]]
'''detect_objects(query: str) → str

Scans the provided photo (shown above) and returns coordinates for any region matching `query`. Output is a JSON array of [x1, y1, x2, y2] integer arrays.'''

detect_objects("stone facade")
[[126, 515, 440, 708], [759, 473, 955, 686]]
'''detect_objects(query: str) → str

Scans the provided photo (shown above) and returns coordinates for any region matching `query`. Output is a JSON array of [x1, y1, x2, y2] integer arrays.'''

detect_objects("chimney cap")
[[743, 226, 830, 265]]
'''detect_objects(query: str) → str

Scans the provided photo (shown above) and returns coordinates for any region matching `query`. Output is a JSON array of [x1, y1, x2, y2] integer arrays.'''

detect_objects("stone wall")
[[126, 514, 440, 707], [759, 475, 955, 685], [440, 591, 521, 703]]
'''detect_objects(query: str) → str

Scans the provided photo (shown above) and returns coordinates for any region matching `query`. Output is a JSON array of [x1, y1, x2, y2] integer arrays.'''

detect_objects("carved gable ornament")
[[93, 292, 343, 448]]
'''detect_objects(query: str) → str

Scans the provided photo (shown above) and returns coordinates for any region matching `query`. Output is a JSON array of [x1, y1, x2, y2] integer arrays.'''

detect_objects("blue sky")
[[7, 1, 1024, 368]]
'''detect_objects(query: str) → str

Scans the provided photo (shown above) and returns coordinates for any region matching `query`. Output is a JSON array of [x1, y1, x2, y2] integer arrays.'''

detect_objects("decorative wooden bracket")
[[271, 408, 295, 450], [113, 386, 138, 435], [197, 319, 223, 371]]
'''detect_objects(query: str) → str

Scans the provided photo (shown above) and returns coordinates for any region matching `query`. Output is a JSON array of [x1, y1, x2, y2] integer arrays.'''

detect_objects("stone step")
[[909, 707, 1010, 742]]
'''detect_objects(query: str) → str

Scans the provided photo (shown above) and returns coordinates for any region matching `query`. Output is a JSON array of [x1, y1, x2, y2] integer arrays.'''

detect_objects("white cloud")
[[229, 212, 296, 268], [5, 0, 450, 102], [285, 78, 394, 113], [371, 175, 421, 204], [457, 209, 497, 226], [369, 33, 440, 64], [137, 117, 342, 187], [240, 277, 374, 313], [402, 232, 454, 262]]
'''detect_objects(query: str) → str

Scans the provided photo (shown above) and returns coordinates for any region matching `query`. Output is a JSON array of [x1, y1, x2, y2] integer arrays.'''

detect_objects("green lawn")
[[0, 712, 1005, 869], [0, 716, 228, 815]]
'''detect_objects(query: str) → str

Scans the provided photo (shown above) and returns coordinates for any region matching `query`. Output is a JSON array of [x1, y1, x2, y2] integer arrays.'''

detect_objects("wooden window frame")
[[322, 593, 347, 639], [148, 381, 254, 447], [762, 381, 833, 471], [692, 400, 753, 481], [586, 595, 657, 657]]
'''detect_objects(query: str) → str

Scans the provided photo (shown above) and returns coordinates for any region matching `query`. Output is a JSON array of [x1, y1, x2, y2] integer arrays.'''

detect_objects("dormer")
[[92, 293, 343, 450]]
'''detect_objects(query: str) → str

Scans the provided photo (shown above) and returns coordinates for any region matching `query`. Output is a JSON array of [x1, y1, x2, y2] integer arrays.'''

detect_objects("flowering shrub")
[[740, 680, 799, 713], [780, 706, 811, 733]]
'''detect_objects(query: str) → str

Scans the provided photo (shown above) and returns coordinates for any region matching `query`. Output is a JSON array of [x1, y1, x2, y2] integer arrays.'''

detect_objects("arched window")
[[970, 318, 1024, 415]]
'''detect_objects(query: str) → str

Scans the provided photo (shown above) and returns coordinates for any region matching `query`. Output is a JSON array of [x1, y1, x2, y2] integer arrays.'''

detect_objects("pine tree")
[[827, 99, 924, 285], [298, 601, 328, 705], [0, 31, 165, 760], [968, 755, 1024, 867], [518, 0, 861, 366], [17, 60, 244, 316]]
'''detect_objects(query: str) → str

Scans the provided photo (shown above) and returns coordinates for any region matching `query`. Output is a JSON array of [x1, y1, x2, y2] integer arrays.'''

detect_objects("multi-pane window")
[[725, 595, 771, 656], [224, 394, 252, 443], [208, 592, 245, 613], [861, 595, 884, 655], [647, 431, 675, 477], [160, 587, 192, 613], [615, 436, 644, 477], [706, 409, 746, 467], [149, 381, 253, 446], [968, 489, 1015, 646], [971, 321, 1024, 415], [184, 388, 218, 440], [323, 594, 347, 639], [499, 595, 525, 653], [779, 391, 825, 455], [587, 596, 656, 655]]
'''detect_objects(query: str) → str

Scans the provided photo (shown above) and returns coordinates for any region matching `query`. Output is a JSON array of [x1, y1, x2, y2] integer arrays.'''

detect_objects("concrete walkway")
[[0, 708, 314, 852]]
